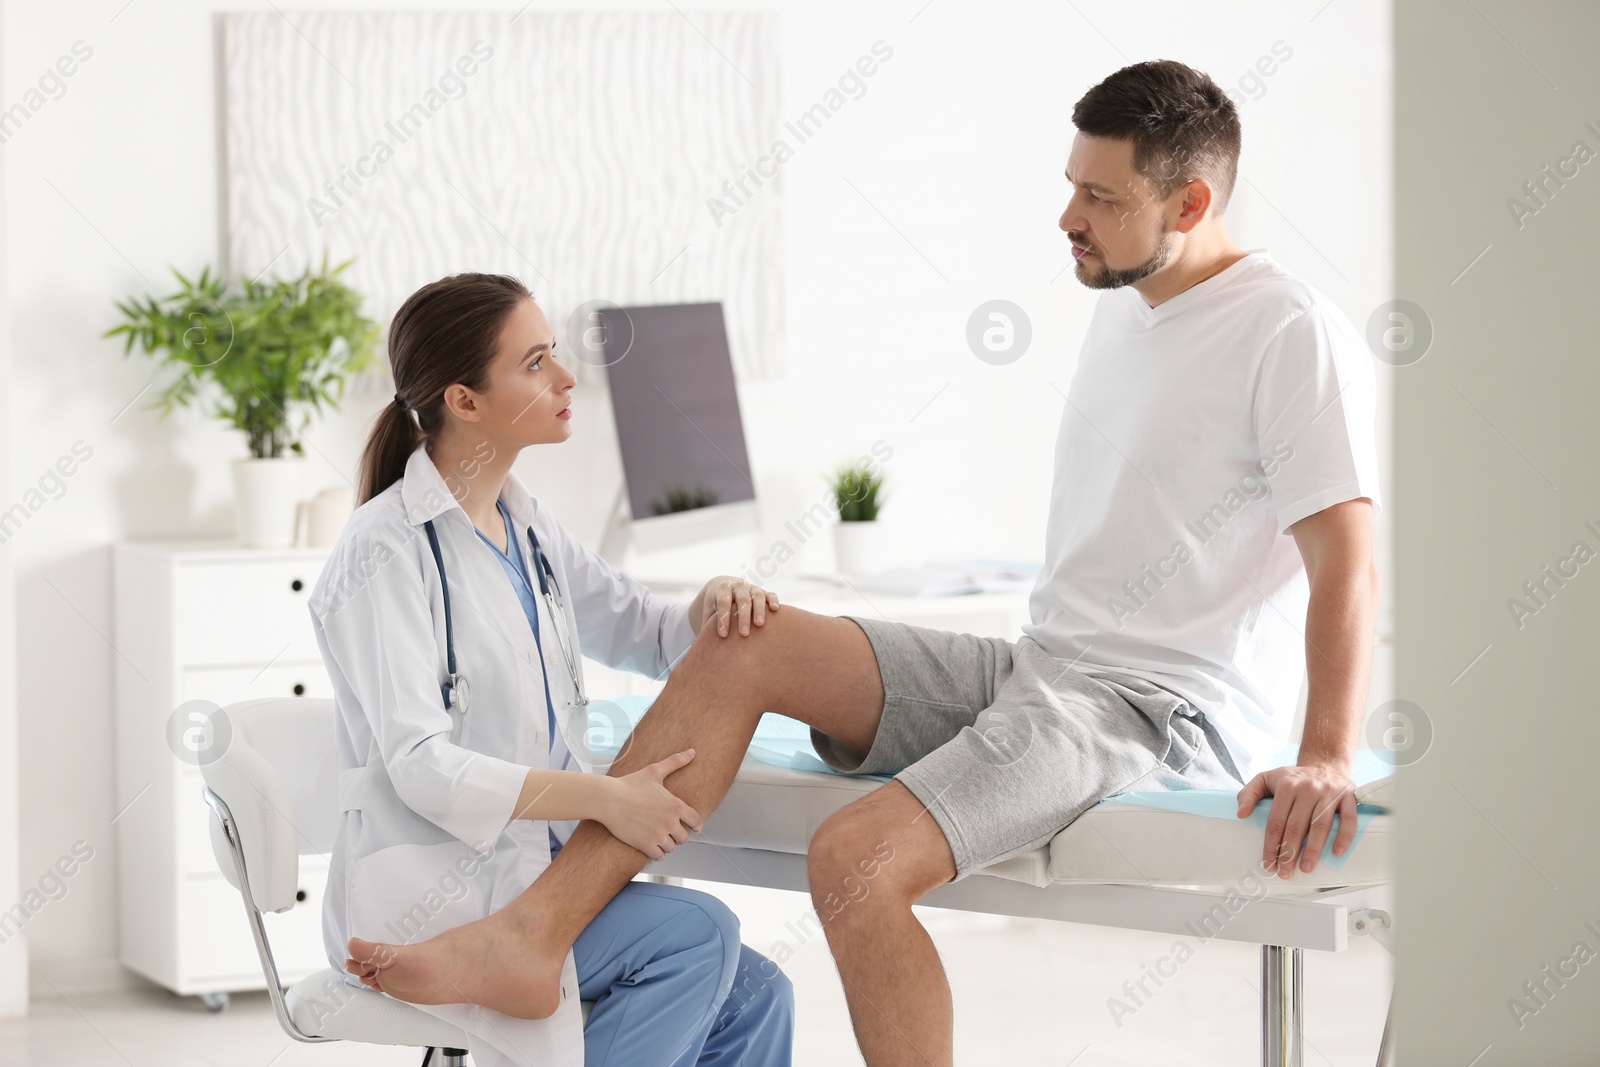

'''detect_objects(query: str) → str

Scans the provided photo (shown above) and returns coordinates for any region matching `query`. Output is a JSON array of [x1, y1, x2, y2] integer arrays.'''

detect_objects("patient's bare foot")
[[345, 908, 565, 1020]]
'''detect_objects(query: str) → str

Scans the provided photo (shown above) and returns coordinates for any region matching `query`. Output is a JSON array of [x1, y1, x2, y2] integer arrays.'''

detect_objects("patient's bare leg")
[[808, 779, 959, 1067], [346, 605, 886, 1019]]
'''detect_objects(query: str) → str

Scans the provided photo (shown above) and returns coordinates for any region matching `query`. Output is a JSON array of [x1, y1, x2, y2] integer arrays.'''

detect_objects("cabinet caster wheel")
[[200, 992, 229, 1012]]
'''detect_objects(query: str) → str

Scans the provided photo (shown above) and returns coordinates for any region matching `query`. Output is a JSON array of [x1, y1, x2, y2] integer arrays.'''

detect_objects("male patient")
[[350, 59, 1383, 1066]]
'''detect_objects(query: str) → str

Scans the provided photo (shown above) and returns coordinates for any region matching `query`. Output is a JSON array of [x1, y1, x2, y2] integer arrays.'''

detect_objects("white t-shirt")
[[1022, 249, 1383, 780]]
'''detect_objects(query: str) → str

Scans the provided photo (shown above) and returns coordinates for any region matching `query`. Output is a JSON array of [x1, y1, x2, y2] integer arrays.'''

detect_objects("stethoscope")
[[422, 516, 588, 715]]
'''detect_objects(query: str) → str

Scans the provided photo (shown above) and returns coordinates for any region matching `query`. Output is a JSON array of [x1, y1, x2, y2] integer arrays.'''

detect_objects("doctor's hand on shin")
[[598, 748, 705, 860], [692, 576, 781, 638]]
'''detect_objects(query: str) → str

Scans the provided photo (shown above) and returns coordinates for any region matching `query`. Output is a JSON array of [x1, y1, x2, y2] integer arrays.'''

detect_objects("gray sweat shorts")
[[808, 616, 1247, 882]]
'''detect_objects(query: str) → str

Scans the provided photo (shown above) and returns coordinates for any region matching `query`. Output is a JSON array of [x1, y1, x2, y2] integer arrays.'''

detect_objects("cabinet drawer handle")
[[292, 683, 305, 696], [290, 579, 304, 592], [296, 889, 307, 903]]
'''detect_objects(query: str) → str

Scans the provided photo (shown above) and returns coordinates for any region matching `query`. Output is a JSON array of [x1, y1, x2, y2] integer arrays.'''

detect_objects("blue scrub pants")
[[572, 879, 794, 1067]]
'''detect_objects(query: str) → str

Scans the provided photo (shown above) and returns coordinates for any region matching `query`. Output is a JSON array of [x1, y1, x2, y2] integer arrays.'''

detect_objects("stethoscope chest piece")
[[444, 671, 470, 715]]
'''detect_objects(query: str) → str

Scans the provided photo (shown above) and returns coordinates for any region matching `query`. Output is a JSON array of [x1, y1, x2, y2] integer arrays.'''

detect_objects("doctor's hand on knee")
[[599, 748, 706, 860], [691, 576, 781, 638]]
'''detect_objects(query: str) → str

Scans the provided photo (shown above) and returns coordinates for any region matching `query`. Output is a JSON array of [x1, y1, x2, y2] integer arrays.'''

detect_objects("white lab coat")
[[307, 442, 697, 1067]]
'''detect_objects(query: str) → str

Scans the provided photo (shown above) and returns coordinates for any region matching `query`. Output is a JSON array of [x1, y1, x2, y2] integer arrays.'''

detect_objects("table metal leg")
[[1262, 944, 1303, 1067], [1376, 992, 1395, 1066]]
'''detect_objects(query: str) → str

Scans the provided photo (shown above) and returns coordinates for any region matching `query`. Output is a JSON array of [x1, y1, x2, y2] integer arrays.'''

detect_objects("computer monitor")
[[597, 302, 759, 554]]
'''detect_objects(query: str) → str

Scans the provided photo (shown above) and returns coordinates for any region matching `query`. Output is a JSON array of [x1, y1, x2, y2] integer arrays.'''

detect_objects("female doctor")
[[308, 272, 794, 1067]]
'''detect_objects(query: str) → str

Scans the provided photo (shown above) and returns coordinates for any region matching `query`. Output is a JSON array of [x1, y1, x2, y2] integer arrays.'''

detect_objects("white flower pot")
[[231, 456, 307, 548], [833, 520, 889, 579]]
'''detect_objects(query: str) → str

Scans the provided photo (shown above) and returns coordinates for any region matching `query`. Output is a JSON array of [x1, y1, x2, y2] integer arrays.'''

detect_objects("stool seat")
[[283, 968, 472, 1047], [281, 968, 597, 1044]]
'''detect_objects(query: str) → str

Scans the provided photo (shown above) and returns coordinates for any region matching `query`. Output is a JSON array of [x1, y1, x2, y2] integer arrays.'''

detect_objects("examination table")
[[617, 697, 1398, 1067]]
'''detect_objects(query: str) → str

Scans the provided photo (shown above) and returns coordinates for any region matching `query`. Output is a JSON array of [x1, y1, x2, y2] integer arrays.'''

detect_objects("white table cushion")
[[698, 754, 1393, 893]]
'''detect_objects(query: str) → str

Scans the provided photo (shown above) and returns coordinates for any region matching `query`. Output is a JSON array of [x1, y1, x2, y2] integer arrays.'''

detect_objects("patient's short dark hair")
[[1072, 60, 1242, 213]]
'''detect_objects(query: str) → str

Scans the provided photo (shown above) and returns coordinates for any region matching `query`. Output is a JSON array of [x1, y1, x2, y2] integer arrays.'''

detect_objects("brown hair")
[[356, 272, 532, 505], [1072, 60, 1242, 213]]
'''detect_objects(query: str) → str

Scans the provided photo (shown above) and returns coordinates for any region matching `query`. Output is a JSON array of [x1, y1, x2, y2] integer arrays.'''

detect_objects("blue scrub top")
[[476, 497, 572, 855]]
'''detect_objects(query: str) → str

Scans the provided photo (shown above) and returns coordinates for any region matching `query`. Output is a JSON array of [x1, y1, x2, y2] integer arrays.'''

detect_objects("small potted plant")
[[830, 459, 888, 578], [106, 253, 379, 547]]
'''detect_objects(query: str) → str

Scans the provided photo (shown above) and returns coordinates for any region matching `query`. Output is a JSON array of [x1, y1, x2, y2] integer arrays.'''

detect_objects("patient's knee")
[[680, 602, 793, 690], [807, 814, 906, 915]]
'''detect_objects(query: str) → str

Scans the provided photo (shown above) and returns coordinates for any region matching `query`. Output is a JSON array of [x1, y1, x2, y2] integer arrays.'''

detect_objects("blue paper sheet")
[[591, 696, 1391, 869]]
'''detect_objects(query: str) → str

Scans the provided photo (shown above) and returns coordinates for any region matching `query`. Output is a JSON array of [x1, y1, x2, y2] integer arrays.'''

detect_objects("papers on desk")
[[854, 559, 1041, 597]]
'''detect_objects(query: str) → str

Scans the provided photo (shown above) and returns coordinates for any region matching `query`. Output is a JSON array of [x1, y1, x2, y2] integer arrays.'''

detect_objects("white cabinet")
[[113, 540, 333, 998]]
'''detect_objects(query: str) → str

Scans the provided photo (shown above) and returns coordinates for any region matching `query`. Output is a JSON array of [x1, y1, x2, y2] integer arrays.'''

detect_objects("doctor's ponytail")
[[356, 272, 534, 505]]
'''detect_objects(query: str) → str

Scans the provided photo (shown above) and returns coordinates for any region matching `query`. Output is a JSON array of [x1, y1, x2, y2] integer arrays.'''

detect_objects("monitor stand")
[[595, 486, 706, 596], [596, 484, 630, 567]]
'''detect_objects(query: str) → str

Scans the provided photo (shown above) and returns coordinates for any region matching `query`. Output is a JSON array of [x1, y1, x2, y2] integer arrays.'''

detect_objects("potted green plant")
[[829, 459, 888, 577], [106, 253, 380, 547]]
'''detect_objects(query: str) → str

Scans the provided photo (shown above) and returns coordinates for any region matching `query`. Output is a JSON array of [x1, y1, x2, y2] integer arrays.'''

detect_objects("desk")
[[584, 576, 1032, 700]]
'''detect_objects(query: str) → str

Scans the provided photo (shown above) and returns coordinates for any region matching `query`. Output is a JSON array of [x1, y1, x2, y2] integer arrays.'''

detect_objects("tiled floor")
[[4, 881, 1390, 1067]]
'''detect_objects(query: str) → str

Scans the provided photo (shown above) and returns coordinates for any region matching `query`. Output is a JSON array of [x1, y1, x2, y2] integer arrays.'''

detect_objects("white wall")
[[2, 0, 1392, 983], [1394, 1, 1600, 1060], [0, 0, 28, 1017]]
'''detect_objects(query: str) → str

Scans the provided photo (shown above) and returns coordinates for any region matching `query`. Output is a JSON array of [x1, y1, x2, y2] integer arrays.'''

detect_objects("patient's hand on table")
[[1235, 761, 1357, 879]]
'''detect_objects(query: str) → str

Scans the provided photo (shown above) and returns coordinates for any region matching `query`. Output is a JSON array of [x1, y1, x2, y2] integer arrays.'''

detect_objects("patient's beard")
[[1077, 231, 1173, 290]]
